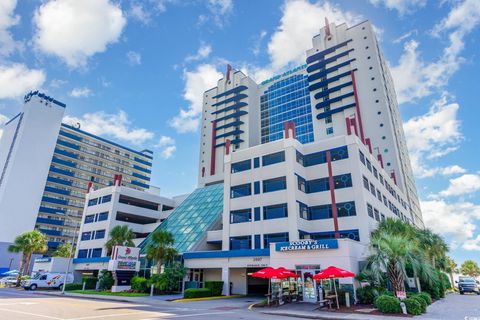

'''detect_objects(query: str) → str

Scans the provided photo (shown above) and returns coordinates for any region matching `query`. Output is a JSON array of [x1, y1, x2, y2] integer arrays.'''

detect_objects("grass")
[[173, 295, 245, 302], [69, 290, 149, 297]]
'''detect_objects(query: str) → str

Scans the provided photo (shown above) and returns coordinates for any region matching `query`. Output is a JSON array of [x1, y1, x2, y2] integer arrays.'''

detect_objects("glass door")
[[302, 270, 317, 303]]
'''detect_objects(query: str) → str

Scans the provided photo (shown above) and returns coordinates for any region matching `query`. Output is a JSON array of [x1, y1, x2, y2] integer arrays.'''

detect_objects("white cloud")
[[155, 135, 176, 159], [391, 0, 480, 104], [126, 51, 142, 66], [421, 199, 480, 243], [0, 64, 46, 99], [128, 0, 173, 24], [369, 0, 427, 15], [69, 87, 91, 98], [185, 44, 212, 63], [207, 0, 233, 26], [50, 79, 67, 89], [252, 30, 268, 56], [403, 94, 463, 178], [0, 0, 23, 57], [170, 64, 222, 133], [33, 0, 126, 68], [0, 113, 9, 139], [63, 111, 154, 145], [463, 235, 480, 251], [439, 174, 480, 197]]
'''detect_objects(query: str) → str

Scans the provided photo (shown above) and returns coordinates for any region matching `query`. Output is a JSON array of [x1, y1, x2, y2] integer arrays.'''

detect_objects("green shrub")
[[411, 295, 427, 313], [404, 297, 423, 315], [131, 276, 148, 293], [82, 276, 97, 290], [440, 272, 451, 290], [64, 283, 83, 291], [148, 274, 168, 292], [184, 288, 212, 299], [204, 281, 224, 296], [357, 285, 382, 304], [417, 292, 432, 305], [98, 270, 114, 290], [375, 295, 401, 313]]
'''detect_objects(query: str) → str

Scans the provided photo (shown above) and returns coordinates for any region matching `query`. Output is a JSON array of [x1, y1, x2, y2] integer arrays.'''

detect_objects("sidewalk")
[[256, 303, 409, 320], [32, 290, 182, 304]]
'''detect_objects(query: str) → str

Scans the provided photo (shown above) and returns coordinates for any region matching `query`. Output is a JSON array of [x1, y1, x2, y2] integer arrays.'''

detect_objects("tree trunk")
[[24, 253, 32, 276], [388, 261, 405, 293], [16, 254, 27, 287], [157, 259, 162, 274], [449, 272, 455, 289]]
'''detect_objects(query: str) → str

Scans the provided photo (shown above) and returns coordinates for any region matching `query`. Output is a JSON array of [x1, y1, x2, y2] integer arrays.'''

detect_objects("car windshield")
[[460, 279, 475, 283], [32, 273, 43, 280]]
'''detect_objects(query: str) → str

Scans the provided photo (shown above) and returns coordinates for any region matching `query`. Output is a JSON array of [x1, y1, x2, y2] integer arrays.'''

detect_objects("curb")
[[259, 311, 345, 320], [31, 291, 141, 304]]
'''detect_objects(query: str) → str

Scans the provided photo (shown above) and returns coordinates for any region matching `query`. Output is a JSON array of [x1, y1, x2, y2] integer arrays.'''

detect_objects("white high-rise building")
[[181, 20, 423, 298]]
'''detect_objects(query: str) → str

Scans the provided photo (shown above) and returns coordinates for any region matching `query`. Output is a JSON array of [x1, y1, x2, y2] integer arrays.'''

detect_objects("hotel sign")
[[275, 239, 338, 252]]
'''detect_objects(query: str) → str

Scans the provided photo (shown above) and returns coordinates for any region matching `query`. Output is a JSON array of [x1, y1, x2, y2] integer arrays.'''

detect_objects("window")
[[230, 236, 251, 250], [326, 127, 334, 135], [78, 249, 88, 258], [359, 151, 365, 165], [309, 204, 332, 220], [299, 202, 309, 220], [374, 209, 380, 221], [377, 190, 382, 202], [95, 229, 106, 239], [373, 167, 378, 179], [367, 203, 374, 218], [306, 177, 329, 193], [253, 157, 260, 168], [370, 183, 376, 197], [230, 209, 251, 224], [254, 235, 261, 249], [101, 195, 112, 203], [381, 214, 386, 221], [230, 183, 251, 198], [264, 232, 289, 248], [333, 174, 352, 189], [325, 116, 332, 124], [231, 159, 251, 173], [88, 198, 98, 206], [263, 203, 288, 220], [254, 181, 261, 194], [81, 232, 91, 241], [379, 175, 384, 186], [98, 212, 108, 221], [254, 207, 261, 221], [330, 146, 349, 161], [337, 201, 356, 217], [366, 160, 372, 172], [308, 229, 360, 242], [263, 176, 287, 193], [85, 214, 95, 224], [91, 248, 102, 258], [297, 175, 306, 192], [262, 151, 285, 166]]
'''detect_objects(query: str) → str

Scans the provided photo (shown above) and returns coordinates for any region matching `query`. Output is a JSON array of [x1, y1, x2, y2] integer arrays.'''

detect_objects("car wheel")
[[30, 284, 37, 291], [58, 284, 64, 291], [460, 291, 464, 295]]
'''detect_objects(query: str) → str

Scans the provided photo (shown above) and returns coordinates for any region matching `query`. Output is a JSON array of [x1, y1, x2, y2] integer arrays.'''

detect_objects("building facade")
[[0, 91, 153, 271], [73, 183, 179, 276], [181, 20, 423, 299]]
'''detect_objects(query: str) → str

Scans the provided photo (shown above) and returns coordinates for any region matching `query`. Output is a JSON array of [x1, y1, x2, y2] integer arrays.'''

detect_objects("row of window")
[[297, 173, 352, 193], [87, 195, 112, 206], [230, 203, 288, 223], [299, 229, 360, 242], [230, 176, 287, 198], [81, 229, 105, 241], [84, 211, 108, 224], [359, 150, 408, 211], [231, 151, 285, 173], [366, 203, 386, 222], [77, 248, 102, 259], [296, 146, 348, 167], [363, 175, 403, 218], [299, 201, 356, 220]]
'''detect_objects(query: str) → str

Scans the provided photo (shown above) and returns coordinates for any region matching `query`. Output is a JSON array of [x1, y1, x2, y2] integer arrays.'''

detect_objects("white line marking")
[[167, 311, 235, 318], [67, 311, 160, 320], [0, 307, 64, 320], [0, 302, 38, 306]]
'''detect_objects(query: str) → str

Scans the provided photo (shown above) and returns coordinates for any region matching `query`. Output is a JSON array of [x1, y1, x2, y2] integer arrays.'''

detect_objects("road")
[[418, 292, 480, 320], [0, 288, 302, 320]]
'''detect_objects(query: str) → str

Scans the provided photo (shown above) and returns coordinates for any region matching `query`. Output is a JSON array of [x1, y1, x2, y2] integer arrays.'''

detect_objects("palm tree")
[[105, 225, 135, 256], [416, 229, 448, 267], [366, 230, 433, 293], [8, 230, 48, 286], [445, 257, 457, 288], [145, 230, 177, 274], [371, 217, 416, 239], [52, 243, 73, 258]]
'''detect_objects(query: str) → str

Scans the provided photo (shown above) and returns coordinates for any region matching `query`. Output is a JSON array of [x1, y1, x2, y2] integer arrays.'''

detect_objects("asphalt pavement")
[[0, 288, 302, 320]]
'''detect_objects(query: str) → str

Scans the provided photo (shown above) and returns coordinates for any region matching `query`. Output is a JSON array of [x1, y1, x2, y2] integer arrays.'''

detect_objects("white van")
[[22, 273, 73, 290]]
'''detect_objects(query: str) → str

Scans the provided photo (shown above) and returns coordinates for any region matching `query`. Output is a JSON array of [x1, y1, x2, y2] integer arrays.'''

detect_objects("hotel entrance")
[[296, 265, 321, 303]]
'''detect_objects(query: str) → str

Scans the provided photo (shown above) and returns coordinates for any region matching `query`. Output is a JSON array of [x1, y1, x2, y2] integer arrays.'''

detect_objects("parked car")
[[22, 273, 73, 291], [0, 276, 18, 286], [457, 277, 480, 295]]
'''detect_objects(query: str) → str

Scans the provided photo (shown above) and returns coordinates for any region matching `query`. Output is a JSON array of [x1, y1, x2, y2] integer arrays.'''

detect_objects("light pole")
[[61, 213, 80, 294]]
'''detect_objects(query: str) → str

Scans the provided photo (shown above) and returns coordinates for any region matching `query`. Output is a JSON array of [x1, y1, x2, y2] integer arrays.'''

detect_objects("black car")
[[457, 277, 480, 295]]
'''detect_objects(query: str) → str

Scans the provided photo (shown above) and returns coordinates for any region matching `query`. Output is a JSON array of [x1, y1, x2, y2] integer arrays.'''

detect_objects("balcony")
[[207, 230, 223, 243]]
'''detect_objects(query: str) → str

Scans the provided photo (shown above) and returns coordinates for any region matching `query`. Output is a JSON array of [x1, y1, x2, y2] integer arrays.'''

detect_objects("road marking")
[[0, 307, 64, 320], [166, 311, 235, 318], [67, 311, 166, 320], [0, 302, 38, 306]]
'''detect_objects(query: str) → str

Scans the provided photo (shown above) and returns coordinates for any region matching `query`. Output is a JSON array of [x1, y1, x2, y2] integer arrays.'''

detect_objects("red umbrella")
[[277, 267, 299, 278], [251, 267, 298, 305], [313, 266, 355, 309]]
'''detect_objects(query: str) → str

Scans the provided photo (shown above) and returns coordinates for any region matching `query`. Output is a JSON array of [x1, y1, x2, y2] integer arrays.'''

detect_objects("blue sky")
[[0, 0, 479, 265]]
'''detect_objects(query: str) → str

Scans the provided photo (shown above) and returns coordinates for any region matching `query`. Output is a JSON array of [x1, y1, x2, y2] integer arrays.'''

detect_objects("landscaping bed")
[[69, 290, 149, 297]]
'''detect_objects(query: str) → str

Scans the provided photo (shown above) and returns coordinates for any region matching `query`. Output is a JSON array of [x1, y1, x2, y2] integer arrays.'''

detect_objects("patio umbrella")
[[1, 270, 19, 276], [251, 267, 292, 304], [313, 266, 355, 309]]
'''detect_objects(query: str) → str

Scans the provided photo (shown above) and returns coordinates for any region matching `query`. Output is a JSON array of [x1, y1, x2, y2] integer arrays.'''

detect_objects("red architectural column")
[[210, 121, 217, 176], [326, 151, 340, 239], [225, 139, 231, 155], [351, 71, 365, 144]]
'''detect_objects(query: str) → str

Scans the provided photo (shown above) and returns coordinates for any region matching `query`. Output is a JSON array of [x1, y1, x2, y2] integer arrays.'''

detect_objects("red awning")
[[313, 266, 355, 280]]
